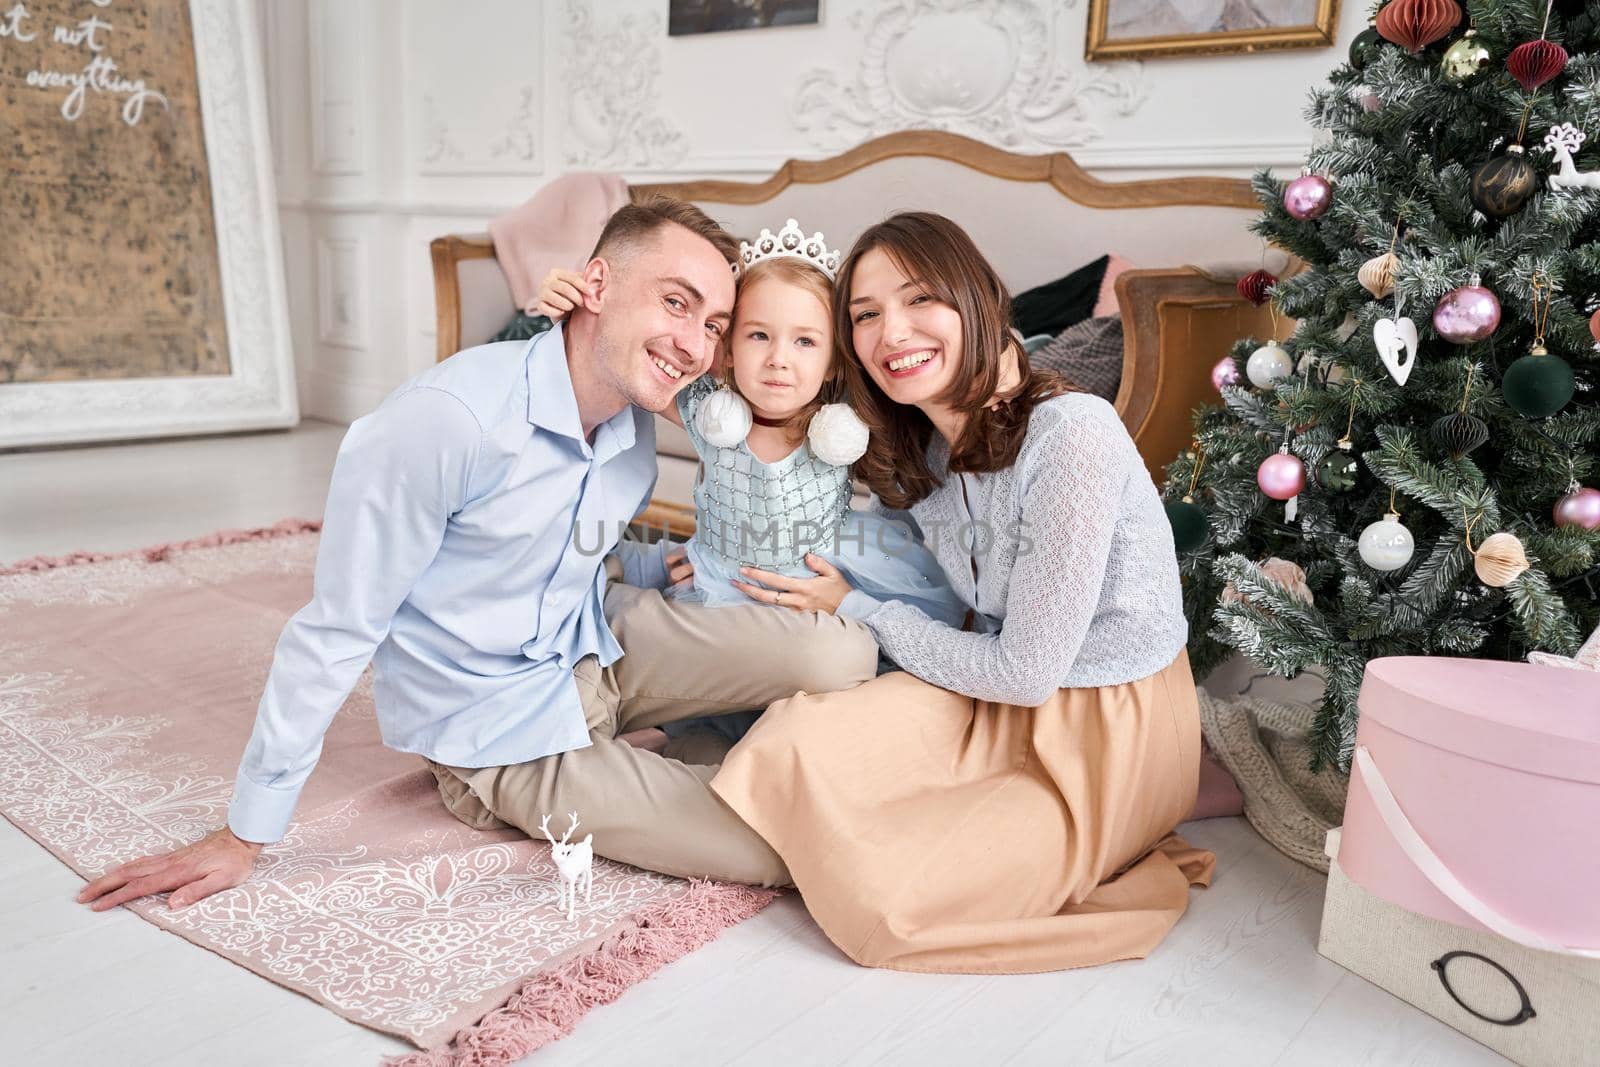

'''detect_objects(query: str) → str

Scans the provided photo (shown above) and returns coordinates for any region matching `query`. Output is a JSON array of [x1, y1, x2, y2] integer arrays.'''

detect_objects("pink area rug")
[[0, 523, 775, 1062]]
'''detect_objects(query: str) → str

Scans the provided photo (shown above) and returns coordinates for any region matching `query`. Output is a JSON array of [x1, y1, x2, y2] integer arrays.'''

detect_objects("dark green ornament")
[[1317, 448, 1360, 492], [1165, 496, 1209, 553], [1350, 25, 1383, 71], [1502, 348, 1575, 418], [1470, 146, 1538, 218], [1431, 411, 1489, 456]]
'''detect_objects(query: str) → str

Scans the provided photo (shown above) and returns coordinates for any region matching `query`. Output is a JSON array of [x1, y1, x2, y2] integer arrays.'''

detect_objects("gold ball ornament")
[[1358, 253, 1399, 298], [1441, 30, 1492, 84], [1473, 531, 1529, 588]]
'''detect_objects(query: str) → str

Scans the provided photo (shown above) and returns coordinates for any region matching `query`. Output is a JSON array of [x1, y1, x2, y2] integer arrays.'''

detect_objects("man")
[[78, 198, 877, 912]]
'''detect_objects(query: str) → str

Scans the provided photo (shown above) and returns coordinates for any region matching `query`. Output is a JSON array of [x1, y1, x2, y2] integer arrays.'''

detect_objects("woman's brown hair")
[[834, 212, 1074, 509]]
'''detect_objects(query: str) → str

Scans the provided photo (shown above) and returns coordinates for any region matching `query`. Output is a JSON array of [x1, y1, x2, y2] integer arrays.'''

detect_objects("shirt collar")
[[525, 323, 638, 462]]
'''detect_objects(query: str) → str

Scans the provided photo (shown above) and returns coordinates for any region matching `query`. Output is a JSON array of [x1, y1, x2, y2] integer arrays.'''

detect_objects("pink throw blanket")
[[489, 173, 630, 312]]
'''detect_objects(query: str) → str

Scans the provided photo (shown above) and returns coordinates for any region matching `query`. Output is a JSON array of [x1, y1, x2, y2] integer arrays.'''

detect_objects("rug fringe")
[[390, 880, 779, 1066], [0, 517, 322, 576]]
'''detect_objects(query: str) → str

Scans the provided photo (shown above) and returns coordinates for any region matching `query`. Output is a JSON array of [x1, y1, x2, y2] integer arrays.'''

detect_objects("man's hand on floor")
[[76, 827, 263, 911]]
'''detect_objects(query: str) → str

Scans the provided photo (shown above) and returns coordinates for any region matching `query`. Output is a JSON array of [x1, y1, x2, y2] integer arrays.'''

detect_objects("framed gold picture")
[[1085, 0, 1340, 61]]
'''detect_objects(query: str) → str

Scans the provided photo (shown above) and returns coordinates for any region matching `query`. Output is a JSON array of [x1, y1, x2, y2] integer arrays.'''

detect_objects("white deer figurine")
[[539, 811, 593, 920], [1544, 123, 1600, 192]]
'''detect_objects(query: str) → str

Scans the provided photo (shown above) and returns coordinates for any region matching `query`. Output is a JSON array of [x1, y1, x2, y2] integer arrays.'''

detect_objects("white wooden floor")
[[0, 422, 1506, 1066]]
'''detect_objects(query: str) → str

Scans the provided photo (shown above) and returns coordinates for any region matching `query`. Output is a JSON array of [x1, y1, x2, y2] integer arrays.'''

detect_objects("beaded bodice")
[[679, 376, 852, 571]]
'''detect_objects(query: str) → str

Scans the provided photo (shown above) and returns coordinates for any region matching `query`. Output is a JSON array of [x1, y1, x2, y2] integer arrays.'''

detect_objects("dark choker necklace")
[[749, 413, 792, 428]]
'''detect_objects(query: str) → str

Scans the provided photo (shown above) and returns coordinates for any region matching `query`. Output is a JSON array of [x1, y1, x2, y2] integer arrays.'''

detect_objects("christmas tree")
[[1165, 0, 1600, 771]]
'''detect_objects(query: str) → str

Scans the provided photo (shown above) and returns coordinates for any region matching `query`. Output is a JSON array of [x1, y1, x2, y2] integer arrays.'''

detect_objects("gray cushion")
[[1028, 315, 1124, 402]]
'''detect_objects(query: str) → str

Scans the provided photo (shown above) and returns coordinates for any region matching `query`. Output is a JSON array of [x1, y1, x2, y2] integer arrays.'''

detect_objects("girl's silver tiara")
[[734, 218, 842, 281]]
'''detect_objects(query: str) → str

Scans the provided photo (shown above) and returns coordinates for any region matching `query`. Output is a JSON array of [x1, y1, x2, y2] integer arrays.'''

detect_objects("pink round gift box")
[[1340, 657, 1600, 949]]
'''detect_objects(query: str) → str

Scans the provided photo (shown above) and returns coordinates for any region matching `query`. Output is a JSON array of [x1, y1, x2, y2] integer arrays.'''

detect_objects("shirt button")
[[544, 595, 556, 607]]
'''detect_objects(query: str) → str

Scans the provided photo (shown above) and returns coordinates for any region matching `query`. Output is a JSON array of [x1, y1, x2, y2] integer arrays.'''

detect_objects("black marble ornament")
[[1470, 146, 1538, 218]]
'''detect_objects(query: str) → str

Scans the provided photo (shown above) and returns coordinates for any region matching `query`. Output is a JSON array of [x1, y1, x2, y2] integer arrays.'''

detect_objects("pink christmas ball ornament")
[[1283, 174, 1333, 220], [1433, 281, 1501, 344], [1211, 355, 1242, 391], [1257, 452, 1307, 501], [1554, 487, 1600, 531]]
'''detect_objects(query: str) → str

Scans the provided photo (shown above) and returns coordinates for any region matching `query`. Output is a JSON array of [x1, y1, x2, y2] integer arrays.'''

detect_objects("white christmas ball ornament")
[[694, 387, 752, 447], [1246, 341, 1294, 388], [808, 403, 870, 465], [1358, 511, 1415, 571]]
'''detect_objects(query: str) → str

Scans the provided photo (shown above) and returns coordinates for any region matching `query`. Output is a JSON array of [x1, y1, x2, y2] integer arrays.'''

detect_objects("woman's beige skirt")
[[711, 651, 1216, 973]]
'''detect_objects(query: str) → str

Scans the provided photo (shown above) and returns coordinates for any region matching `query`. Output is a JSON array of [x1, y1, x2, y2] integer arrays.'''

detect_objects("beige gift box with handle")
[[1319, 827, 1600, 1067]]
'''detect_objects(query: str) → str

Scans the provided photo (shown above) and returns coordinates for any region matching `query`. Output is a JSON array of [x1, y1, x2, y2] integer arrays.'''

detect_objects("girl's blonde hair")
[[723, 256, 844, 434]]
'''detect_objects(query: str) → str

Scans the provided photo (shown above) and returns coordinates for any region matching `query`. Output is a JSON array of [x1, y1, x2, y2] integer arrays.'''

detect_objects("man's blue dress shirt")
[[229, 326, 672, 842]]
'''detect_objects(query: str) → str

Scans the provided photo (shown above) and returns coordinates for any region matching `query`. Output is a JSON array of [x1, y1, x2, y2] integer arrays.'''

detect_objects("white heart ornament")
[[1373, 316, 1418, 386]]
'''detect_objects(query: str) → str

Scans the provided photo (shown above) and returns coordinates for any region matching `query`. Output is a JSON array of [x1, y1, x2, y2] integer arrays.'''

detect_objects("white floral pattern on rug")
[[165, 805, 683, 1042], [0, 536, 702, 1049], [0, 668, 233, 868]]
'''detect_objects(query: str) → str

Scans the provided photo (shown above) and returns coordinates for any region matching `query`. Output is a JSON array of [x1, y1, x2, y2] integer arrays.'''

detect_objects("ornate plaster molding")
[[792, 0, 1147, 152]]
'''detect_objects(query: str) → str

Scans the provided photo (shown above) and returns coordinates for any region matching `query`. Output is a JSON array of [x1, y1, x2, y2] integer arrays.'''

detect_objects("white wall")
[[259, 0, 1370, 424]]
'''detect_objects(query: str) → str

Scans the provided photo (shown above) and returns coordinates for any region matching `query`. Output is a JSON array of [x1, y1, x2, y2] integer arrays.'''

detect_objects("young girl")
[[535, 218, 964, 627]]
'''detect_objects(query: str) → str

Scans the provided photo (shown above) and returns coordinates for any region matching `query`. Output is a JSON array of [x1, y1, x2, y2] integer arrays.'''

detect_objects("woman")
[[714, 212, 1215, 973]]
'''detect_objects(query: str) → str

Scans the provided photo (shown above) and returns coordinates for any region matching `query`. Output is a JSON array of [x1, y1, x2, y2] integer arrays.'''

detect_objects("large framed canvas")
[[1085, 0, 1340, 61], [0, 0, 295, 448]]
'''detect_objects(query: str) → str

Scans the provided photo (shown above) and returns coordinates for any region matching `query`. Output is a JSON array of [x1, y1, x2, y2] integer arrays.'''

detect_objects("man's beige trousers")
[[430, 557, 878, 887]]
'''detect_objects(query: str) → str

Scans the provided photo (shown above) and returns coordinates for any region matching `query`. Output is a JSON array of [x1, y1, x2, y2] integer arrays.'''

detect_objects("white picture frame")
[[0, 0, 296, 448]]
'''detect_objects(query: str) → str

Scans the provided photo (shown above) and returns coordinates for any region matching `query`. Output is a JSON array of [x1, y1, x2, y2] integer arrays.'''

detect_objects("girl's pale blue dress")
[[662, 377, 964, 748], [668, 376, 963, 627]]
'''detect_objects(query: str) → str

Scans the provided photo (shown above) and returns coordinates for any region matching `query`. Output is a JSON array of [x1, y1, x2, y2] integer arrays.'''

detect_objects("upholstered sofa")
[[430, 130, 1287, 537]]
